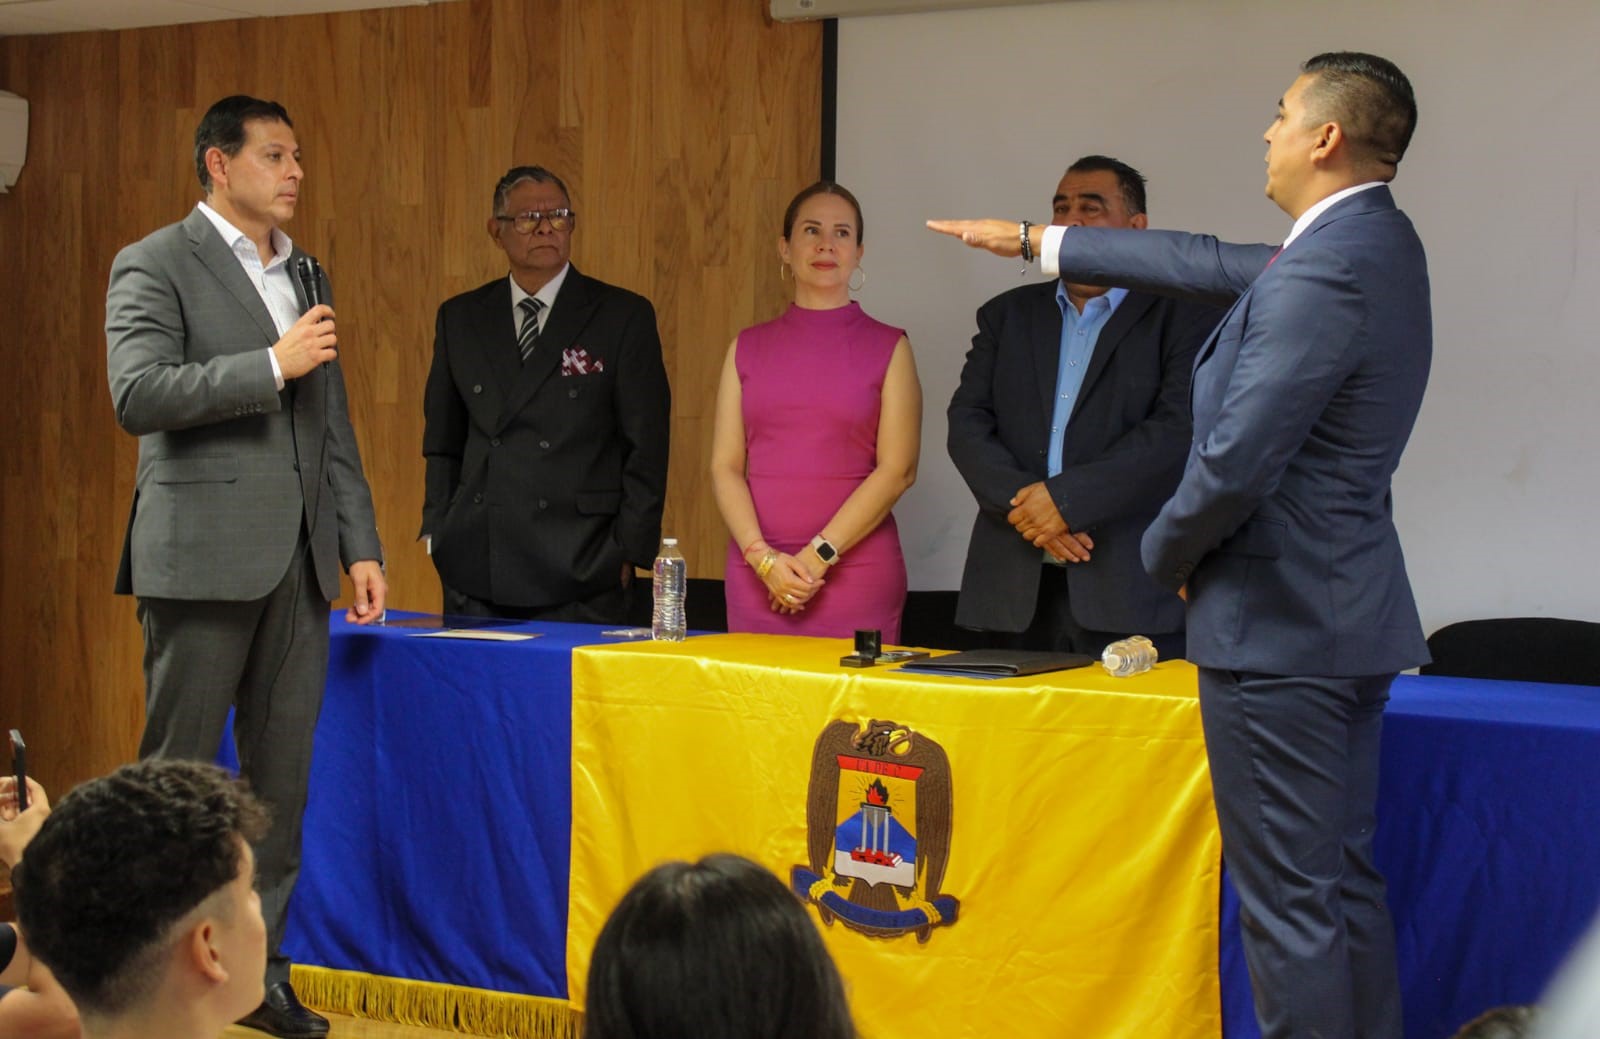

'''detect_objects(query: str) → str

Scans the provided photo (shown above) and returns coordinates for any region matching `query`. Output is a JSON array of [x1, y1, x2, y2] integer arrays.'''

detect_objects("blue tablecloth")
[[1220, 674, 1600, 1039], [1381, 675, 1600, 1036], [279, 617, 1600, 1038], [280, 616, 610, 996]]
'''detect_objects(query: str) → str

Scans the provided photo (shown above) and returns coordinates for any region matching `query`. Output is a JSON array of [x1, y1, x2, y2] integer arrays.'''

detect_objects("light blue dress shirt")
[[1047, 283, 1128, 477]]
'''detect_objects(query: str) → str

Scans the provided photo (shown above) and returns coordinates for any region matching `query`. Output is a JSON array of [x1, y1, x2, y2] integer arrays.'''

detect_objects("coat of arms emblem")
[[791, 719, 960, 942]]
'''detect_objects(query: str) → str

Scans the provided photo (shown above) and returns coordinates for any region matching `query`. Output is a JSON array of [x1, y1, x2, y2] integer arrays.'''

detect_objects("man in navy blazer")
[[932, 52, 1429, 1039], [422, 166, 670, 622], [948, 156, 1216, 659]]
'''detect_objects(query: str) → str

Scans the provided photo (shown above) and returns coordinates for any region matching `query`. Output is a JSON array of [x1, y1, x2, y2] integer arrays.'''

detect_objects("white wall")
[[837, 0, 1600, 635]]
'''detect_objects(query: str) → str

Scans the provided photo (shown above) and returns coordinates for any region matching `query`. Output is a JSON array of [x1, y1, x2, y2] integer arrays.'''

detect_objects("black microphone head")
[[295, 255, 324, 308]]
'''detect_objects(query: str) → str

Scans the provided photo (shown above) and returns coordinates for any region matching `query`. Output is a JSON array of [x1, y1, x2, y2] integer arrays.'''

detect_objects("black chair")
[[1420, 617, 1600, 687], [684, 578, 728, 633], [628, 577, 729, 632], [900, 590, 991, 651], [634, 580, 989, 649]]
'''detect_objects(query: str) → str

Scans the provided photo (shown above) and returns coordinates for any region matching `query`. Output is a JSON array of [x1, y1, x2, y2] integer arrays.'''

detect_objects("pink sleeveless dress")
[[725, 302, 907, 641]]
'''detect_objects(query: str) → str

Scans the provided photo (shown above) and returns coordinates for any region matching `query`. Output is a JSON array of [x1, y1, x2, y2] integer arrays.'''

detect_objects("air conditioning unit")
[[0, 92, 27, 194], [772, 0, 1062, 20]]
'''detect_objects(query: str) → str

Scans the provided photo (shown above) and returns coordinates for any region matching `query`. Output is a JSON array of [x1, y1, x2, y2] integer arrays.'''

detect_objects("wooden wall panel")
[[0, 0, 821, 795]]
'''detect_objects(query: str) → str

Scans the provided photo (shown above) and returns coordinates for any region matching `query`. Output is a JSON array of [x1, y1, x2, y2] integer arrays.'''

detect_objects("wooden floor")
[[224, 1013, 471, 1039]]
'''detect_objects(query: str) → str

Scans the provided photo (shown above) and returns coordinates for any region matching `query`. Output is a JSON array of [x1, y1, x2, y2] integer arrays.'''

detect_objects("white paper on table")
[[407, 630, 543, 642]]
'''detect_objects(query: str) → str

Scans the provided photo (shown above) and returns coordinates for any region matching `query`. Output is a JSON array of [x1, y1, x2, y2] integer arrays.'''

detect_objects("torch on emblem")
[[842, 776, 914, 885], [793, 719, 960, 943]]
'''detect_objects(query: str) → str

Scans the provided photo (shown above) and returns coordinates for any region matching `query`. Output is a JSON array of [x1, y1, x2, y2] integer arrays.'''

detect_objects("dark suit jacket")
[[107, 207, 382, 602], [948, 281, 1216, 634], [1056, 186, 1431, 675], [421, 266, 670, 608]]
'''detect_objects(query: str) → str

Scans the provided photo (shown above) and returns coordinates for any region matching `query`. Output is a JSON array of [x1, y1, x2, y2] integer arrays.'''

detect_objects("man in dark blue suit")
[[931, 52, 1428, 1039], [948, 157, 1216, 660]]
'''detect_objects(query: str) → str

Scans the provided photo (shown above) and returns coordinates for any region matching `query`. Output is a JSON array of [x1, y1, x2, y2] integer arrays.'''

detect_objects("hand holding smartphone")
[[10, 729, 27, 812]]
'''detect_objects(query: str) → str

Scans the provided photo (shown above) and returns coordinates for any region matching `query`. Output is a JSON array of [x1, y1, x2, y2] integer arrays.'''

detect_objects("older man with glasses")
[[421, 165, 671, 622]]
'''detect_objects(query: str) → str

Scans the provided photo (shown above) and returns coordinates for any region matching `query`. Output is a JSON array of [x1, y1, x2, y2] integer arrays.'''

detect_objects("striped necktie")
[[518, 297, 544, 363]]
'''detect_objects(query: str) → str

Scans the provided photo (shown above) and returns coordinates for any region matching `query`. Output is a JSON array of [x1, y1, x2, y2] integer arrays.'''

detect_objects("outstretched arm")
[[927, 219, 1276, 306]]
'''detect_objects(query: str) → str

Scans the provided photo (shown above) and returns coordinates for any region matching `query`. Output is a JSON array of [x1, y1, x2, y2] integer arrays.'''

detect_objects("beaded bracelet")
[[1019, 220, 1034, 276]]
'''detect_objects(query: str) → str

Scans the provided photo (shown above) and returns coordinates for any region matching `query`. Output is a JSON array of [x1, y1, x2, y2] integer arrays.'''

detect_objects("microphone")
[[294, 255, 331, 370], [295, 255, 325, 310]]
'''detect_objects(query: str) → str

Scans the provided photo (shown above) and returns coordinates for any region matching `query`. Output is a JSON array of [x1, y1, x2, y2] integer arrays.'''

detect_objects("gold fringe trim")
[[290, 964, 580, 1039]]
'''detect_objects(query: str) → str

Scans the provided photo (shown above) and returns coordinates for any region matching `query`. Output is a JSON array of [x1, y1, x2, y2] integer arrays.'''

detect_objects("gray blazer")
[[107, 207, 382, 602]]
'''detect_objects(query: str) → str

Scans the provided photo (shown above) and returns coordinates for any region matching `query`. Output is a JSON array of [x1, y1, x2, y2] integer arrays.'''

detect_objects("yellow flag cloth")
[[568, 635, 1221, 1039]]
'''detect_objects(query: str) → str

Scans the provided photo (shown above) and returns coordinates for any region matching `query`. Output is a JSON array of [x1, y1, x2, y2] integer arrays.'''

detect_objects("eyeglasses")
[[495, 209, 574, 234]]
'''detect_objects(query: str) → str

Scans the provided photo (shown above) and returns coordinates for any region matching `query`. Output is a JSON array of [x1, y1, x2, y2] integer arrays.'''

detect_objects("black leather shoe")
[[237, 981, 330, 1038]]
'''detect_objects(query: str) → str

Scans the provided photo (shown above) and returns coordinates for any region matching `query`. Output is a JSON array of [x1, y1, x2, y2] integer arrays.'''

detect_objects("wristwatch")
[[809, 534, 840, 566]]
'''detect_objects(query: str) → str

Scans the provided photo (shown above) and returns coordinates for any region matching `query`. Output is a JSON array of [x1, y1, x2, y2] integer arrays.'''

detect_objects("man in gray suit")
[[106, 95, 386, 1039]]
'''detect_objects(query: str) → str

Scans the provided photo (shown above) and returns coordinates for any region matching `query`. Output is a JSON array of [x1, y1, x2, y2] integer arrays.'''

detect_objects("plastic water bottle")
[[1101, 635, 1157, 677], [651, 537, 687, 642]]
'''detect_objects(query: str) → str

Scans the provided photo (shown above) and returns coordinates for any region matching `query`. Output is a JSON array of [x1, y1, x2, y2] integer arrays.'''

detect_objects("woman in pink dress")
[[711, 182, 922, 641]]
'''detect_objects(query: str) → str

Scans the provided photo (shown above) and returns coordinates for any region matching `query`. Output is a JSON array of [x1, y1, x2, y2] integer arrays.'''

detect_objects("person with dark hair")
[[931, 50, 1428, 1039], [948, 156, 1217, 658], [0, 776, 81, 1039], [192, 96, 293, 192], [584, 854, 855, 1039], [421, 165, 670, 622], [105, 93, 386, 1037], [712, 181, 921, 639], [12, 761, 269, 1039]]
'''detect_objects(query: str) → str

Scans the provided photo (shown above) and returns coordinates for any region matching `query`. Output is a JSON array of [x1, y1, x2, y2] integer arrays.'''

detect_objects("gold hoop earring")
[[848, 267, 866, 293], [780, 262, 792, 282]]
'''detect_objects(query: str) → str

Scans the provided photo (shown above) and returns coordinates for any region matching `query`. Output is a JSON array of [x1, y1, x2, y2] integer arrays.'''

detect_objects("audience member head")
[[583, 853, 855, 1039], [193, 95, 293, 193], [489, 165, 576, 290], [779, 182, 866, 306], [1449, 1005, 1540, 1039], [13, 760, 270, 1034]]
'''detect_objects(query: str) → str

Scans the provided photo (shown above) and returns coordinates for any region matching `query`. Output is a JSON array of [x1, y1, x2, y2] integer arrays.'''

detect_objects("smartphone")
[[9, 729, 26, 812]]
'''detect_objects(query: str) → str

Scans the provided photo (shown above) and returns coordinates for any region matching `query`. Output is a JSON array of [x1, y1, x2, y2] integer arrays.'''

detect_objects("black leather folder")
[[895, 649, 1094, 679]]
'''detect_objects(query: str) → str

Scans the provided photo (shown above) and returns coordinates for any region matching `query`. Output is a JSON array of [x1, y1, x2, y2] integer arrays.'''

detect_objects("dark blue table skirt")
[[1222, 674, 1600, 1039], [254, 618, 1600, 1038], [281, 617, 604, 996]]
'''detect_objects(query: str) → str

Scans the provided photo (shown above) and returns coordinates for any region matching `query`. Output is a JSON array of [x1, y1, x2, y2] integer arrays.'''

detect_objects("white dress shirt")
[[196, 201, 296, 389]]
